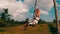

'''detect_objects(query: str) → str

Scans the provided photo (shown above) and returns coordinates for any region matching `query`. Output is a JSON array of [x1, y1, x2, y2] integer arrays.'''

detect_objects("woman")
[[29, 8, 40, 25], [34, 8, 40, 20], [22, 8, 40, 30]]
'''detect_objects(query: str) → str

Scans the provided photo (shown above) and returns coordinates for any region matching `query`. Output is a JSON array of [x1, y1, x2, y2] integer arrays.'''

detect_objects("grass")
[[0, 23, 57, 34]]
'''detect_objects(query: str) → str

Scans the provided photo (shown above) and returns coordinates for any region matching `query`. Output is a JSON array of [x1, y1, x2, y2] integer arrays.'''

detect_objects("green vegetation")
[[0, 8, 28, 27]]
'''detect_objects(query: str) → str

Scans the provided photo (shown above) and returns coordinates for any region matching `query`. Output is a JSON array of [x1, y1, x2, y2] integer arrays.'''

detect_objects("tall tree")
[[1, 8, 11, 20]]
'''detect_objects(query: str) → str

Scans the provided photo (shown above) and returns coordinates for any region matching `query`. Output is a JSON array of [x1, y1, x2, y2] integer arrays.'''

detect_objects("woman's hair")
[[35, 8, 40, 18], [35, 8, 39, 13]]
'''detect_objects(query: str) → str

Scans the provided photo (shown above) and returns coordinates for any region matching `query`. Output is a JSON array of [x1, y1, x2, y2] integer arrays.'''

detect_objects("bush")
[[0, 23, 6, 27], [48, 24, 58, 34]]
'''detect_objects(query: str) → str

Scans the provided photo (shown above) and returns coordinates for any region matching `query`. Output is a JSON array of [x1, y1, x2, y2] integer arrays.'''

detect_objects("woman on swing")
[[28, 8, 40, 26], [22, 8, 40, 30]]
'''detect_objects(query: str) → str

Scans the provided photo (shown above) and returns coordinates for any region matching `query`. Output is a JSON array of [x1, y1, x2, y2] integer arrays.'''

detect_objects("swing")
[[28, 0, 40, 26], [28, 8, 40, 26], [22, 0, 40, 30]]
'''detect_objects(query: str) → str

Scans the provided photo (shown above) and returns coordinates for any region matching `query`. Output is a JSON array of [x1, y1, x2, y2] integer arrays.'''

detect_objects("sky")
[[0, 0, 60, 22]]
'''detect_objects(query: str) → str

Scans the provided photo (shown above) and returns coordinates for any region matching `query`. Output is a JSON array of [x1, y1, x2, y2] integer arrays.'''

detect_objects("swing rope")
[[34, 0, 37, 12], [33, 0, 37, 19], [22, 0, 38, 30]]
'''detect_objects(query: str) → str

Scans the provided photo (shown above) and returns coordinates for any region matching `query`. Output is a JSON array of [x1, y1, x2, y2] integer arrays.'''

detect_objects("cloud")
[[40, 9, 49, 15], [37, 0, 53, 11], [57, 4, 60, 12], [24, 0, 53, 11], [59, 11, 60, 12], [0, 0, 53, 21], [31, 9, 49, 15], [56, 3, 60, 8], [0, 0, 29, 21], [57, 4, 60, 7], [24, 0, 53, 15], [59, 10, 60, 12]]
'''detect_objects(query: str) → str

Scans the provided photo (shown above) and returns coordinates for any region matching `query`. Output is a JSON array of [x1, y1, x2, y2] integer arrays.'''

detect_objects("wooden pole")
[[53, 0, 59, 34]]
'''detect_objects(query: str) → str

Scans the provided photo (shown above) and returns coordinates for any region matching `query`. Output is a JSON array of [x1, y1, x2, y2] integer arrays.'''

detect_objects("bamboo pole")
[[53, 0, 60, 34]]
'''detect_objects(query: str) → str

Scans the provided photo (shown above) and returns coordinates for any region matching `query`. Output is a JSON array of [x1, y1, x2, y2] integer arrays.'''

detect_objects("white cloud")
[[30, 9, 49, 15], [40, 9, 49, 15], [59, 11, 60, 12], [59, 10, 60, 12], [57, 4, 60, 13], [24, 0, 53, 11], [24, 0, 53, 15], [58, 5, 60, 7], [37, 0, 53, 11], [0, 0, 53, 21], [0, 0, 29, 21], [57, 4, 60, 7]]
